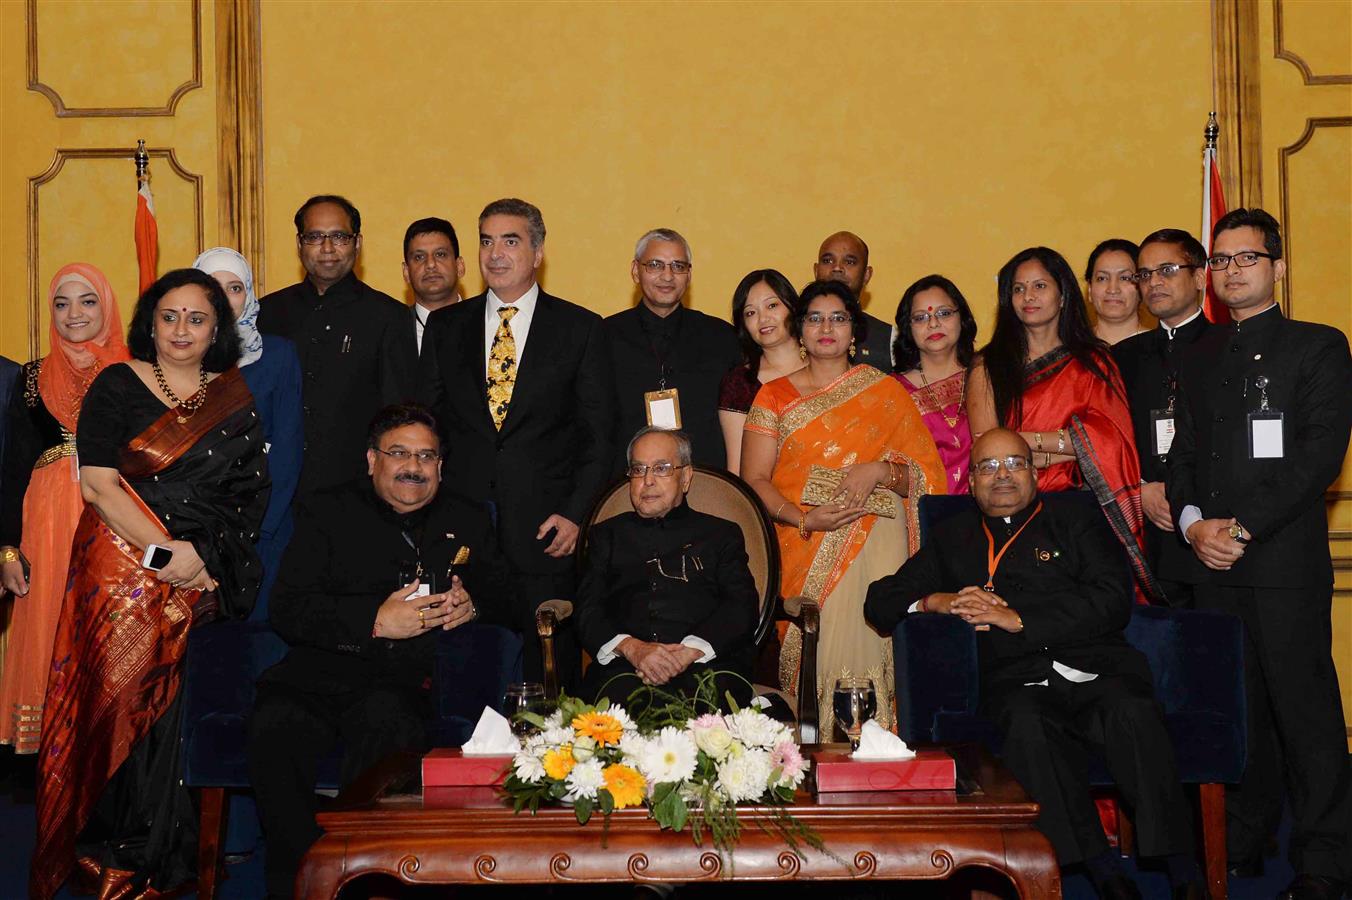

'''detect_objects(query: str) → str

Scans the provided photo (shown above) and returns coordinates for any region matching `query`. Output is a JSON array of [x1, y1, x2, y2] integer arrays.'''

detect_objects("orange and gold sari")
[[746, 365, 944, 736]]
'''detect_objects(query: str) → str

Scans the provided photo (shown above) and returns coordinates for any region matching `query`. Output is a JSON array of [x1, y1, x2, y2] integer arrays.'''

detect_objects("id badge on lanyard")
[[1246, 375, 1283, 459], [645, 388, 682, 429], [1150, 409, 1175, 457]]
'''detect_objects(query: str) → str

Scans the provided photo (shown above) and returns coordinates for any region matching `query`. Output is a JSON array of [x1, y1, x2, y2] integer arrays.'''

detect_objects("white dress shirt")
[[595, 634, 716, 666], [483, 284, 540, 377]]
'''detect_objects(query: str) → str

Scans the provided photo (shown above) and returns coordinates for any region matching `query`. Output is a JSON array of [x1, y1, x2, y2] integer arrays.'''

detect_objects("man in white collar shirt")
[[402, 217, 464, 353], [1111, 229, 1214, 608], [1165, 209, 1351, 900], [418, 198, 615, 691]]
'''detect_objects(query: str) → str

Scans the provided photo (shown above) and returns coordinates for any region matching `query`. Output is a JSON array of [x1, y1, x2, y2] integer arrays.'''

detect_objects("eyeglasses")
[[909, 307, 958, 326], [1130, 263, 1197, 284], [626, 462, 687, 478], [640, 260, 692, 275], [803, 312, 852, 327], [299, 231, 357, 246], [972, 455, 1032, 476], [1206, 251, 1276, 270], [374, 447, 441, 463]]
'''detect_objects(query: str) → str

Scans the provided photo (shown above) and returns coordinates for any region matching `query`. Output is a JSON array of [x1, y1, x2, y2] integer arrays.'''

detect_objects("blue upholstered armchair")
[[896, 494, 1246, 900], [180, 618, 523, 899]]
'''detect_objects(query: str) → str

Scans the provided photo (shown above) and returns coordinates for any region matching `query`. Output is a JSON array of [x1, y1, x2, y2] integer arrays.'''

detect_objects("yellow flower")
[[603, 763, 647, 809], [543, 745, 575, 780], [572, 711, 624, 747]]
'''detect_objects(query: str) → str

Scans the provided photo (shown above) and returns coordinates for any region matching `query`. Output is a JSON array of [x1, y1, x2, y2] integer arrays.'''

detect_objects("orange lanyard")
[[981, 501, 1043, 591]]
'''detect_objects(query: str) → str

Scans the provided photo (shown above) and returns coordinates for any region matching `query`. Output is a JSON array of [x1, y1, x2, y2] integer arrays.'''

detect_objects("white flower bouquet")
[[503, 672, 822, 856]]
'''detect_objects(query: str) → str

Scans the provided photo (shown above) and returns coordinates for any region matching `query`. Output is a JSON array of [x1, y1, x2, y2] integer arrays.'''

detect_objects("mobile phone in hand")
[[141, 544, 174, 571]]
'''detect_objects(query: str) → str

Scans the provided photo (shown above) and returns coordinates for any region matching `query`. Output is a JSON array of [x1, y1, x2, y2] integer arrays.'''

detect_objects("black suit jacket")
[[263, 479, 514, 695], [417, 290, 615, 612], [857, 311, 894, 373], [575, 502, 758, 679], [1165, 307, 1352, 588], [864, 493, 1151, 699]]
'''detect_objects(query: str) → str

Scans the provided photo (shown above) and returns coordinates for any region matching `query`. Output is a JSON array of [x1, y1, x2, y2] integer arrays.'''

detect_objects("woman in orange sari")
[[968, 246, 1162, 603], [742, 280, 944, 738], [0, 264, 128, 757], [31, 269, 268, 899]]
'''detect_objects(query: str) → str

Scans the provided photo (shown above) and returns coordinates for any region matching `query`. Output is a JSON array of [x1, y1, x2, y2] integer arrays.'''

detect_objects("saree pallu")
[[746, 365, 945, 737], [32, 367, 268, 900], [1012, 348, 1163, 604], [896, 370, 972, 495]]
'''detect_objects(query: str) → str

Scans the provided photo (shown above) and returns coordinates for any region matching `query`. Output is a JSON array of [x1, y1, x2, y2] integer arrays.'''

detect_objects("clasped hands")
[[373, 576, 475, 640], [924, 586, 1024, 633], [617, 637, 703, 686], [1185, 517, 1246, 571]]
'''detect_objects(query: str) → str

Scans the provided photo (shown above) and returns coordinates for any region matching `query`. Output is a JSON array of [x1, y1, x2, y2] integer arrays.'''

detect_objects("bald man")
[[866, 429, 1201, 900], [813, 231, 894, 371]]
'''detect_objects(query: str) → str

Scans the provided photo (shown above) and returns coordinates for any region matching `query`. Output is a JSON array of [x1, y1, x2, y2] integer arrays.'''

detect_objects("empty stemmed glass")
[[832, 677, 878, 750], [503, 682, 546, 738]]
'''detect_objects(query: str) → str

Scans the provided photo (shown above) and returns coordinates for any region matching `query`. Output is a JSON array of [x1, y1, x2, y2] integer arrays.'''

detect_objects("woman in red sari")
[[31, 269, 269, 899], [967, 246, 1162, 603]]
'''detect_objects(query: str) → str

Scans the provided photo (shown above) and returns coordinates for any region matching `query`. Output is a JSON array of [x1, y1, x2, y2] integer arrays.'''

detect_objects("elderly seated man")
[[247, 402, 514, 899], [576, 427, 758, 707], [864, 428, 1203, 900]]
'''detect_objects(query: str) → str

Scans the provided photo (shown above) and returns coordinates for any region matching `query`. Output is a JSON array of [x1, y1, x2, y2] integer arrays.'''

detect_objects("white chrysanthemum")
[[543, 709, 565, 729], [513, 751, 546, 783], [725, 708, 788, 750], [618, 731, 649, 763], [638, 726, 698, 785], [541, 725, 574, 748], [605, 705, 638, 733], [563, 758, 606, 801], [716, 748, 773, 803]]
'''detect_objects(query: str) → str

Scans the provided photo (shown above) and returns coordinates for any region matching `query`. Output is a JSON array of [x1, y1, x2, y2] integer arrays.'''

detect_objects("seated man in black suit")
[[247, 403, 514, 899], [864, 428, 1201, 900], [576, 427, 757, 706]]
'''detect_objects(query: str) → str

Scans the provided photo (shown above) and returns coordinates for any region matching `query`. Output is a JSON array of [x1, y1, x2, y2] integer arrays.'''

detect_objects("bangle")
[[1034, 431, 1043, 451], [773, 500, 790, 523], [1056, 429, 1066, 454], [798, 512, 810, 541]]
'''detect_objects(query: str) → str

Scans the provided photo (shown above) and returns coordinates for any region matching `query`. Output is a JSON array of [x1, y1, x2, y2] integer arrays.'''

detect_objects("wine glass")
[[503, 682, 546, 738], [832, 677, 877, 750]]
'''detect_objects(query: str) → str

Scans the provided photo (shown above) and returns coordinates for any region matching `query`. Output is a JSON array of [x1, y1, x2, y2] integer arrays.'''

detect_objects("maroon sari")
[[31, 368, 266, 899]]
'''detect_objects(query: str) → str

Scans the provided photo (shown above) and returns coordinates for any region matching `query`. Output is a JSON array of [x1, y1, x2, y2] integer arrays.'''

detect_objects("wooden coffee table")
[[301, 743, 1060, 898]]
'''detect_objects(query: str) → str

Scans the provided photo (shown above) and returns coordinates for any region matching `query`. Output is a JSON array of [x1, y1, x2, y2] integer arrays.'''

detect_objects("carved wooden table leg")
[[1000, 826, 1063, 900]]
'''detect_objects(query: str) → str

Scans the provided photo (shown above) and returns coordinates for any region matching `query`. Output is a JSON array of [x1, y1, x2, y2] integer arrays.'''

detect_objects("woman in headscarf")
[[193, 247, 303, 619], [0, 264, 129, 755]]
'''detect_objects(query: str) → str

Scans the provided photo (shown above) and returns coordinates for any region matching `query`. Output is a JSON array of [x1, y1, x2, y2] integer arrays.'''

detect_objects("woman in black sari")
[[31, 268, 269, 899]]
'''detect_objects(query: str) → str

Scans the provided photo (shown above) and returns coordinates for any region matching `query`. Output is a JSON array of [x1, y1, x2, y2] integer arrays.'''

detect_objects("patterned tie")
[[487, 305, 519, 429]]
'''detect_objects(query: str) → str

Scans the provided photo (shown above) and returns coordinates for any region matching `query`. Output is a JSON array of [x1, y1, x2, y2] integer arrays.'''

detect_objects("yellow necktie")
[[487, 306, 519, 430]]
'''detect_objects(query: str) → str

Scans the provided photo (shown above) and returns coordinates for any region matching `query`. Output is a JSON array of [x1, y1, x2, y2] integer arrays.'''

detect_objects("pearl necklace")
[[153, 362, 208, 424]]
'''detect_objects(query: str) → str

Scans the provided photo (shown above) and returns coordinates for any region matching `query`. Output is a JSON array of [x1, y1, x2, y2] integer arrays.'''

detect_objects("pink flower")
[[771, 739, 807, 785]]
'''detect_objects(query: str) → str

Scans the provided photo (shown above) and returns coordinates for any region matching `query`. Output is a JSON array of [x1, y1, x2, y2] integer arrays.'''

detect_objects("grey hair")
[[633, 228, 692, 264], [626, 426, 693, 467], [479, 198, 546, 248]]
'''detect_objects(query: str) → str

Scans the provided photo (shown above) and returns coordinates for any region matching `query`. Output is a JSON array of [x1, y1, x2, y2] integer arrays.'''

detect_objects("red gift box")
[[812, 748, 956, 792], [422, 748, 513, 787]]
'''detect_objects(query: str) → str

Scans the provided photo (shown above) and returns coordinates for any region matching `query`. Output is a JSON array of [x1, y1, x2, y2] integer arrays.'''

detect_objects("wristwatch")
[[1227, 523, 1249, 544]]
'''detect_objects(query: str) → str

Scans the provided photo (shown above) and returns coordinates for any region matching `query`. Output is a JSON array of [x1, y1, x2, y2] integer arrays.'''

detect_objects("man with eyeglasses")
[[812, 230, 895, 371], [248, 403, 514, 899], [574, 427, 757, 707], [866, 428, 1203, 900], [258, 194, 418, 496], [603, 228, 741, 471], [1165, 208, 1351, 900], [1111, 229, 1214, 609]]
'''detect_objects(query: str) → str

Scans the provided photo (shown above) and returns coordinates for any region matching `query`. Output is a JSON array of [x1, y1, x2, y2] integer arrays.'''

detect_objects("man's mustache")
[[395, 472, 428, 484]]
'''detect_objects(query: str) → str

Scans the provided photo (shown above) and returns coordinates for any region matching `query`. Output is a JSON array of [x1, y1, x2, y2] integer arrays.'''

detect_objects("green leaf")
[[599, 789, 615, 816], [575, 797, 593, 825]]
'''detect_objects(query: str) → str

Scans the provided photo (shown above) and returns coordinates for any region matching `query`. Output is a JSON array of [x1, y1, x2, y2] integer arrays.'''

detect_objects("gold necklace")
[[153, 362, 209, 424], [919, 367, 966, 429]]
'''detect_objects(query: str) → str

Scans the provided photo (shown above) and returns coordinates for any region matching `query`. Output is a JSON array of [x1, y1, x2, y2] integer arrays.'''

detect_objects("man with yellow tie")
[[419, 198, 615, 690]]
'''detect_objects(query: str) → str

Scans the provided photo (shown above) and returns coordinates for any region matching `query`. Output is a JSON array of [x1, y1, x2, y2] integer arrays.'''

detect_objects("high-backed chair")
[[894, 493, 1246, 900], [536, 465, 821, 741], [181, 620, 522, 898]]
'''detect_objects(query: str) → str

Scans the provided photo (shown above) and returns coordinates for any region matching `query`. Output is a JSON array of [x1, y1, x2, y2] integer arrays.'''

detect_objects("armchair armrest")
[[535, 599, 574, 700], [893, 613, 979, 744]]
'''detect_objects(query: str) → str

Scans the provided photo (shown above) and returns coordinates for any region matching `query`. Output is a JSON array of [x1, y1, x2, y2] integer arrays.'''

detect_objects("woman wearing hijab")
[[193, 247, 303, 620], [0, 264, 129, 755]]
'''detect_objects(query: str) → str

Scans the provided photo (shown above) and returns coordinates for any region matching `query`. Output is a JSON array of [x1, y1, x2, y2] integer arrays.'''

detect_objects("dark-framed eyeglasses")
[[626, 462, 687, 479], [1130, 263, 1198, 284], [640, 259, 692, 275], [803, 312, 852, 327], [908, 307, 958, 326], [972, 455, 1032, 476], [299, 231, 357, 247], [1206, 251, 1276, 270], [374, 447, 441, 463]]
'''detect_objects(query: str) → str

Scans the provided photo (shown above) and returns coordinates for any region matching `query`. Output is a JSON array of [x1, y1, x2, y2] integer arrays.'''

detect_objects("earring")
[[798, 340, 808, 361], [849, 338, 857, 360]]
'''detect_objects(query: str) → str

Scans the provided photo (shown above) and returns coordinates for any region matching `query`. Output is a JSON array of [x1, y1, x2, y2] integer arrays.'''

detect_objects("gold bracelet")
[[798, 512, 810, 541], [773, 500, 791, 523], [1034, 431, 1043, 451], [1056, 429, 1066, 454]]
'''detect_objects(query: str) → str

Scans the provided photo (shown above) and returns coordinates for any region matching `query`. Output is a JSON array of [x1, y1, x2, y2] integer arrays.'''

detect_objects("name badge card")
[[1248, 411, 1284, 459], [644, 388, 682, 429], [1149, 409, 1175, 457]]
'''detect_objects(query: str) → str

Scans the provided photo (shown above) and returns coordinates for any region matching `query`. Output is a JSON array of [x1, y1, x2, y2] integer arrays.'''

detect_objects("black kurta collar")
[[981, 492, 1041, 532], [301, 269, 361, 305], [636, 496, 692, 528], [1231, 302, 1281, 336]]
